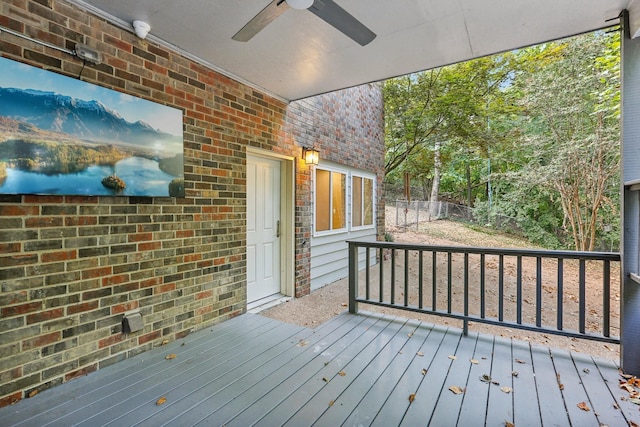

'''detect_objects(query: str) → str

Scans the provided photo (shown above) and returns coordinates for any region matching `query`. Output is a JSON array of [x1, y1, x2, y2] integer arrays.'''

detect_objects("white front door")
[[247, 155, 281, 302]]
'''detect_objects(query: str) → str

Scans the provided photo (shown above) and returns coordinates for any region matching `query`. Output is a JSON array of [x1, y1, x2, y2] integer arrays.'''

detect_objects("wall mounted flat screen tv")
[[0, 56, 184, 197]]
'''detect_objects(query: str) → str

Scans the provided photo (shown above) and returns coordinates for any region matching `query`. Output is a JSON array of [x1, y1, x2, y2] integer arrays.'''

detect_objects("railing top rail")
[[347, 240, 621, 261]]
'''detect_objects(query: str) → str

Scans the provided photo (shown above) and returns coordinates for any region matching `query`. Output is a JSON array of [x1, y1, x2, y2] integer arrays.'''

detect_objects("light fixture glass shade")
[[286, 0, 314, 10], [304, 148, 319, 165]]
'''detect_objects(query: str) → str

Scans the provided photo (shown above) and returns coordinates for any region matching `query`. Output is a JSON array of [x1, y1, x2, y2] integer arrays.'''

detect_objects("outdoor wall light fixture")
[[303, 147, 319, 165]]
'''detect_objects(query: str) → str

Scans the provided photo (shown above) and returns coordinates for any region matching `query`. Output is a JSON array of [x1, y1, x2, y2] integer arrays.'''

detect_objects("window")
[[352, 175, 374, 228], [315, 168, 346, 232]]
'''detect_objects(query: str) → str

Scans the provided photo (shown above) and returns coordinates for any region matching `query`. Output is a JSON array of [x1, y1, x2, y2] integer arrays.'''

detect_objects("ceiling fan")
[[232, 0, 376, 46]]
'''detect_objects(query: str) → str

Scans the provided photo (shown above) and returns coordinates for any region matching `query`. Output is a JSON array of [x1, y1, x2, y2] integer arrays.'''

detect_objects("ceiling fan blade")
[[232, 0, 290, 42], [309, 0, 376, 46]]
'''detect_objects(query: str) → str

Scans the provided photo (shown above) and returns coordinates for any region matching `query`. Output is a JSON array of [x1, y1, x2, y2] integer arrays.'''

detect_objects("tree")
[[505, 31, 620, 250], [384, 55, 519, 205]]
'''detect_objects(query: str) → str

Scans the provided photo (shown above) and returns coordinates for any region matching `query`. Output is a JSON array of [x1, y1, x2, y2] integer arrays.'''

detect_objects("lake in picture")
[[0, 157, 177, 197]]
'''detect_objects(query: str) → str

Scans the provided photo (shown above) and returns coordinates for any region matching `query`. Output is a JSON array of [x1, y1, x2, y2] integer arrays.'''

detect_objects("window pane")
[[352, 176, 362, 227], [332, 172, 346, 229], [316, 169, 330, 231], [364, 178, 373, 225]]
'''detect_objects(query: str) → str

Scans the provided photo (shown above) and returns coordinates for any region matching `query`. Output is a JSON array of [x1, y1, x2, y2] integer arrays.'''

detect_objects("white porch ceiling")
[[68, 0, 638, 101]]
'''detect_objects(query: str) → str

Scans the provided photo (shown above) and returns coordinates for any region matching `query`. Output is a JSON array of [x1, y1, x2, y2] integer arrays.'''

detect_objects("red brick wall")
[[0, 0, 384, 407]]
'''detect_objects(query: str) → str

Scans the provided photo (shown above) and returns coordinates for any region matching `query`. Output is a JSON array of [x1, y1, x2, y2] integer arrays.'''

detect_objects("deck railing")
[[348, 241, 621, 344]]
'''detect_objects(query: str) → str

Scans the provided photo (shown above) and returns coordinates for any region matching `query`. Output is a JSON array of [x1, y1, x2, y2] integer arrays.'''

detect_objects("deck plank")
[[337, 319, 435, 427], [456, 333, 494, 426], [98, 321, 307, 427], [484, 335, 514, 427], [296, 318, 420, 426], [594, 356, 640, 426], [530, 344, 571, 426], [399, 327, 463, 426], [3, 314, 275, 427], [225, 313, 393, 427], [550, 348, 600, 427], [510, 339, 542, 427], [169, 311, 373, 426], [571, 352, 629, 427], [60, 319, 303, 426], [369, 324, 449, 426], [428, 332, 479, 426], [276, 315, 408, 426]]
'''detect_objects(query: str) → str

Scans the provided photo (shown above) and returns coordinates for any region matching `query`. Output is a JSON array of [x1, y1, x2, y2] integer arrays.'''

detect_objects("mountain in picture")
[[0, 87, 181, 151]]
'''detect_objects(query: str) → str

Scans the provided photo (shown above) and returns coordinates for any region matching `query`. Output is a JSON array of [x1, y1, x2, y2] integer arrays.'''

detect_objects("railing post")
[[348, 241, 358, 314]]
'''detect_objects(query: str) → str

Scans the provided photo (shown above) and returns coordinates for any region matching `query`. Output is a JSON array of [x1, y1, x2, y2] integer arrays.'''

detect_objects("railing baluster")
[[365, 247, 371, 301], [379, 247, 384, 303], [499, 254, 504, 322], [432, 251, 437, 311], [463, 252, 469, 335], [418, 250, 424, 310], [404, 249, 409, 307], [447, 252, 452, 314], [603, 260, 610, 337], [579, 259, 586, 334], [391, 248, 396, 305], [517, 256, 522, 325], [480, 254, 486, 319], [557, 259, 564, 331], [536, 257, 542, 327]]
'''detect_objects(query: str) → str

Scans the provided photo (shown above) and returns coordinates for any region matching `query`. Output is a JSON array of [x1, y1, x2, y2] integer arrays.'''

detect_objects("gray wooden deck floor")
[[1, 311, 637, 426]]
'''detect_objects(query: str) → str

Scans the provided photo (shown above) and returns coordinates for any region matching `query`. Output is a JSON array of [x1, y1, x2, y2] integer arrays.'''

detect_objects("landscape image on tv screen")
[[0, 56, 184, 197]]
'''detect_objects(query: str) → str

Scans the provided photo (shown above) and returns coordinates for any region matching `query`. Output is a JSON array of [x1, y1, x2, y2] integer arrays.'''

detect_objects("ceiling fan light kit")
[[286, 0, 313, 10]]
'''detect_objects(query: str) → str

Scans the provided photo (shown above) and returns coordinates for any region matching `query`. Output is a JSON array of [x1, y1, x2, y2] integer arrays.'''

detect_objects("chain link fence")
[[393, 199, 523, 235]]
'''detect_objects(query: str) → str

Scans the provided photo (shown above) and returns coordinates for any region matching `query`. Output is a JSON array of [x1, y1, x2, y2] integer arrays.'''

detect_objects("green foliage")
[[384, 28, 620, 251]]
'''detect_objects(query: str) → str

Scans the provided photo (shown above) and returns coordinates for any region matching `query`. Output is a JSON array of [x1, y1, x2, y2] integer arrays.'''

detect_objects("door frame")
[[246, 148, 295, 298]]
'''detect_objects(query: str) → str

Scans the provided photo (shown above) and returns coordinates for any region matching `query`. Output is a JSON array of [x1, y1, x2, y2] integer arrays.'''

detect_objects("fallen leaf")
[[492, 380, 501, 386], [505, 422, 515, 427], [409, 393, 416, 403], [512, 371, 519, 377], [470, 359, 479, 364], [630, 398, 640, 405], [338, 371, 346, 377], [161, 339, 169, 346], [583, 368, 590, 374], [156, 397, 167, 406], [417, 351, 424, 357], [449, 385, 465, 395], [630, 421, 640, 427], [165, 353, 176, 360], [408, 333, 413, 338], [558, 383, 564, 391], [329, 400, 335, 407], [515, 359, 526, 364], [322, 377, 330, 383], [501, 386, 513, 394], [297, 340, 308, 347], [577, 401, 590, 412], [28, 389, 38, 398], [448, 355, 457, 360], [480, 374, 492, 383], [341, 303, 348, 307]]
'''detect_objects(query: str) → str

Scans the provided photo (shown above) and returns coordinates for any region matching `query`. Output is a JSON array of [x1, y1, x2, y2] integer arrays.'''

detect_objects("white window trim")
[[313, 165, 349, 237], [350, 172, 377, 232]]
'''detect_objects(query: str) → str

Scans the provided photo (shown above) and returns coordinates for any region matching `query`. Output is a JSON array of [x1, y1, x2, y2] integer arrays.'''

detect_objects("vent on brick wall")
[[122, 310, 144, 334]]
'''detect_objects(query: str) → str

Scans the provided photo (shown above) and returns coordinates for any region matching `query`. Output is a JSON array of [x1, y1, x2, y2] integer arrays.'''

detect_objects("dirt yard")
[[261, 209, 620, 361]]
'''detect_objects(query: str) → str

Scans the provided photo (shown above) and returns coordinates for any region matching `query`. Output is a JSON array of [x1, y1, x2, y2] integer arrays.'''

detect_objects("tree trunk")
[[430, 140, 441, 217]]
